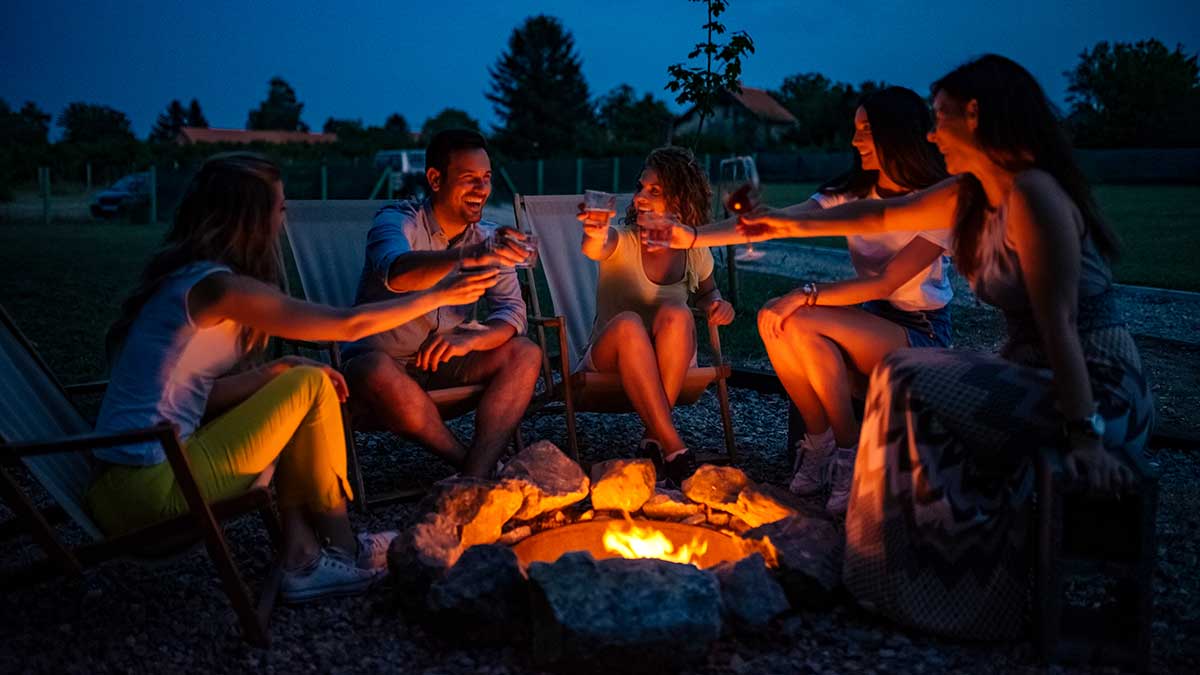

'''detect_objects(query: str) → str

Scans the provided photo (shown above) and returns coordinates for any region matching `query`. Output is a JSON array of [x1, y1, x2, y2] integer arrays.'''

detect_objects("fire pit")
[[511, 517, 759, 569], [388, 441, 843, 672]]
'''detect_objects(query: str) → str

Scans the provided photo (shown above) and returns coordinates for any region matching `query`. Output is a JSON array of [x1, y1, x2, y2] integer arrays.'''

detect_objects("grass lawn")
[[760, 183, 1200, 292]]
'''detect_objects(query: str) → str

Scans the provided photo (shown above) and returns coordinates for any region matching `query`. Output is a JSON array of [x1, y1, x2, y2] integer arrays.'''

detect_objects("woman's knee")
[[652, 303, 692, 333], [278, 364, 335, 401], [607, 311, 651, 342]]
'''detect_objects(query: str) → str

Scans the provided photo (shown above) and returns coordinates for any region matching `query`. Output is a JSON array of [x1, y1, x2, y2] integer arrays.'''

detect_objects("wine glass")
[[457, 232, 494, 331], [719, 156, 764, 262]]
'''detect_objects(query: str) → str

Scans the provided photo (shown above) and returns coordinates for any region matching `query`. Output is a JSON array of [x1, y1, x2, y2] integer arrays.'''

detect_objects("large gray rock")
[[589, 458, 656, 513], [640, 488, 703, 520], [499, 440, 590, 520], [426, 544, 529, 644], [743, 512, 843, 607], [527, 552, 723, 672], [683, 465, 796, 528], [400, 477, 525, 571], [712, 553, 791, 632]]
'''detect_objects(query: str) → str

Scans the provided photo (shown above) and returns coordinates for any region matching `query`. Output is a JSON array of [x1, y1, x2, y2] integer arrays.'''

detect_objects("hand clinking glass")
[[719, 156, 765, 262]]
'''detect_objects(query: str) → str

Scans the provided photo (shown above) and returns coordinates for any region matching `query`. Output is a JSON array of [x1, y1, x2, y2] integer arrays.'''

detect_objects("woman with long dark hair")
[[576, 146, 735, 483], [750, 87, 951, 514], [87, 152, 497, 603], [735, 55, 1153, 638]]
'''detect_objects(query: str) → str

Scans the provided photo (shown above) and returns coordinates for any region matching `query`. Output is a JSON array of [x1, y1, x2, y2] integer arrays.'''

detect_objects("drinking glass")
[[457, 234, 495, 331], [719, 156, 764, 262], [639, 210, 676, 249], [513, 232, 539, 270], [583, 189, 617, 215]]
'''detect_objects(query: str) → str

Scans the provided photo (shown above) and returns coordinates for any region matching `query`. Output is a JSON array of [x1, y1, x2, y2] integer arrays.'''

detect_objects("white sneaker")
[[281, 548, 385, 604], [825, 445, 858, 516], [357, 530, 399, 571], [788, 438, 833, 496]]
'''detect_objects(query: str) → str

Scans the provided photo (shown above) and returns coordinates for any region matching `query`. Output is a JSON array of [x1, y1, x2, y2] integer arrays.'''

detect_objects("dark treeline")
[[2, 24, 1197, 202]]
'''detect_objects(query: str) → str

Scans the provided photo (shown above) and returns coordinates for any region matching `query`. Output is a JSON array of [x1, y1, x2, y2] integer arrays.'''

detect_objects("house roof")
[[176, 127, 338, 145], [729, 85, 797, 124], [675, 84, 798, 126]]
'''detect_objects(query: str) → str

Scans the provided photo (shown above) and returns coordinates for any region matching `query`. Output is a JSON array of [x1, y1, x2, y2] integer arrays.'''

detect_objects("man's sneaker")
[[638, 438, 665, 475], [281, 548, 385, 604], [663, 448, 695, 487], [788, 440, 833, 496], [825, 445, 858, 516], [357, 530, 399, 571]]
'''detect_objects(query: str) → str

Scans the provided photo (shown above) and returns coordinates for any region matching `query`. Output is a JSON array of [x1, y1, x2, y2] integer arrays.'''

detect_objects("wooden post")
[[612, 156, 620, 192], [320, 161, 328, 201], [536, 159, 544, 195], [149, 165, 158, 224], [726, 245, 739, 308], [85, 162, 92, 193], [575, 157, 582, 194]]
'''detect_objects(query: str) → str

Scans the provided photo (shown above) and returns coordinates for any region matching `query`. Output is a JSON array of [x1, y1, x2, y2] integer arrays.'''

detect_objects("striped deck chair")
[[511, 194, 737, 464], [0, 305, 282, 646]]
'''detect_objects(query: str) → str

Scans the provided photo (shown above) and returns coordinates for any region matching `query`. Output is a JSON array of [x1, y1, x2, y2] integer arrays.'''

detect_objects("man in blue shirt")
[[344, 129, 543, 478]]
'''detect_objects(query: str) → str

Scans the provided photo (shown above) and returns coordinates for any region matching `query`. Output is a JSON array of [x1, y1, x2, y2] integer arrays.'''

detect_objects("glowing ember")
[[602, 519, 709, 567]]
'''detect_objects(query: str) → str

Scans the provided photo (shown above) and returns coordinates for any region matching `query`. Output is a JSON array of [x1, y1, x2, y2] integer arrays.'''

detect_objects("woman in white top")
[[87, 153, 497, 603], [651, 87, 951, 513]]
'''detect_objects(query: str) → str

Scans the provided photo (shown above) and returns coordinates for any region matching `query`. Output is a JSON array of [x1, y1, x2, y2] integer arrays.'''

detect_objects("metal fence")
[[5, 148, 1198, 226]]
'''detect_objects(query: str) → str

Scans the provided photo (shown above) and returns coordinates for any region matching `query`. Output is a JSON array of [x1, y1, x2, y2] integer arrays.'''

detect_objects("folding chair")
[[511, 194, 737, 464], [282, 200, 522, 508], [0, 304, 282, 646]]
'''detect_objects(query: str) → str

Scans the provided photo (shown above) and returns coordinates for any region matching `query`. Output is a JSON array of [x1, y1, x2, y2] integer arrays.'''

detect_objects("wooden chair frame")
[[0, 306, 282, 647]]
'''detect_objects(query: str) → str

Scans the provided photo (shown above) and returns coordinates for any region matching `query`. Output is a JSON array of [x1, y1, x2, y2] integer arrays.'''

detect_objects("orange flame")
[[602, 517, 709, 567]]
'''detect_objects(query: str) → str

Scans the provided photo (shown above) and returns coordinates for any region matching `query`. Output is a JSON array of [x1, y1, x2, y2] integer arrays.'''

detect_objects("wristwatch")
[[1064, 411, 1105, 442]]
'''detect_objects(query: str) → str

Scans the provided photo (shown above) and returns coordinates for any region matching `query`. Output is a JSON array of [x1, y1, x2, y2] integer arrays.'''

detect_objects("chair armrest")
[[1037, 446, 1159, 495], [529, 315, 564, 328], [63, 380, 109, 397], [0, 422, 178, 458]]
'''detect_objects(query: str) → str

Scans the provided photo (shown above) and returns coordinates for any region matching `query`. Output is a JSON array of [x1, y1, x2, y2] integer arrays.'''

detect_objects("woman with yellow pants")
[[87, 152, 499, 603]]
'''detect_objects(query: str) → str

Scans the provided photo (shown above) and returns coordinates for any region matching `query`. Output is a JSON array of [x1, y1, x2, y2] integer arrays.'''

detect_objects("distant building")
[[176, 127, 338, 145], [672, 84, 797, 148]]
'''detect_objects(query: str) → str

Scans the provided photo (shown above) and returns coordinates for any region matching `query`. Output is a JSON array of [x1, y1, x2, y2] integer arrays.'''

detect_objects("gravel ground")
[[2, 241, 1197, 673]]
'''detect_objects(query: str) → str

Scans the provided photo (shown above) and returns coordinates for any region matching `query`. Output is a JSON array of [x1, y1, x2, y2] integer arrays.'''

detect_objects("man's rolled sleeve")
[[483, 268, 528, 335], [364, 205, 418, 291]]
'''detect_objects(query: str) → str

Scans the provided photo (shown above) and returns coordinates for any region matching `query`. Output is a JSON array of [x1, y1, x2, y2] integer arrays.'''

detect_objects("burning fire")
[[602, 519, 709, 567]]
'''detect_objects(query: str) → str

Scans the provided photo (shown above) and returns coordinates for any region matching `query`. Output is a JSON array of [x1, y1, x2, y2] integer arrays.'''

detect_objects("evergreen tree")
[[486, 15, 594, 158], [186, 98, 209, 128], [247, 77, 309, 131], [149, 99, 189, 142]]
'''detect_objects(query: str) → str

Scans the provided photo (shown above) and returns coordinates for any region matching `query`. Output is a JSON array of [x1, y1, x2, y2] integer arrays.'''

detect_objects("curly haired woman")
[[575, 146, 735, 483]]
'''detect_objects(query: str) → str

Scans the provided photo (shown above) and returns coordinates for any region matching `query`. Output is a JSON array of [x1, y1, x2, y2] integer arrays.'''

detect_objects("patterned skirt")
[[842, 326, 1153, 640]]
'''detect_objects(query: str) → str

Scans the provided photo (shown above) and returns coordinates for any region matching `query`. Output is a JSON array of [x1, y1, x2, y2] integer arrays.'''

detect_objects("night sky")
[[3, 0, 1198, 139]]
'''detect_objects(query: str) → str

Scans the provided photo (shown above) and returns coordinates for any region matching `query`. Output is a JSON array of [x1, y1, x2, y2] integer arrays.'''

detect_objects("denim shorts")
[[861, 300, 952, 348]]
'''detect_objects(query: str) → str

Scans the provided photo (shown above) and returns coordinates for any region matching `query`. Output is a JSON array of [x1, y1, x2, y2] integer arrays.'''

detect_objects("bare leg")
[[344, 351, 467, 466], [280, 508, 321, 569], [589, 312, 686, 454], [760, 305, 831, 436], [780, 306, 910, 447], [450, 337, 543, 477], [308, 502, 356, 553], [651, 303, 696, 407]]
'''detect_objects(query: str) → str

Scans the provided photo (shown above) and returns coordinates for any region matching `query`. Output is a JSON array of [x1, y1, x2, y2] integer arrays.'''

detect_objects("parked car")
[[374, 150, 428, 200], [90, 173, 150, 218]]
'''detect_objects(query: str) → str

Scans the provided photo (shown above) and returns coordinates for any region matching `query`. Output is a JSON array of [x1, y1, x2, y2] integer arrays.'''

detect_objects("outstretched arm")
[[739, 177, 962, 240], [187, 268, 499, 343]]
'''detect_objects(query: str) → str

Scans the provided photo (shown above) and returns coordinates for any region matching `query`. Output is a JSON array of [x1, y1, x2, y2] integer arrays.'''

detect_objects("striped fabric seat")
[[0, 310, 102, 540]]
